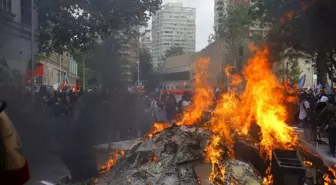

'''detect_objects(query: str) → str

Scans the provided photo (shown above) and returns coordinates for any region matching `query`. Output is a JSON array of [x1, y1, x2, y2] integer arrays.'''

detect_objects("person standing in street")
[[299, 92, 312, 142]]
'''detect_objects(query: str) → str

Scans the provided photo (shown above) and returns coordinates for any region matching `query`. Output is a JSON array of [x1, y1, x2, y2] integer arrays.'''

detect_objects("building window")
[[21, 0, 32, 26], [1, 0, 11, 12]]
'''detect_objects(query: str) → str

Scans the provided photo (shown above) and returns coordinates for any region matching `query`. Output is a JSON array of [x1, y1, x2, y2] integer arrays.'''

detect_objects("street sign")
[[138, 81, 142, 85]]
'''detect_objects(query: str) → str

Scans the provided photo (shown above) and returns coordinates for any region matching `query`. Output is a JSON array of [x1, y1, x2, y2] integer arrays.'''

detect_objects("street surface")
[[293, 126, 336, 165]]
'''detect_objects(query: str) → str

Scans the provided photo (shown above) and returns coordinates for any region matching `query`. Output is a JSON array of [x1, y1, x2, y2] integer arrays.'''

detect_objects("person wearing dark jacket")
[[0, 105, 29, 185], [325, 115, 336, 157]]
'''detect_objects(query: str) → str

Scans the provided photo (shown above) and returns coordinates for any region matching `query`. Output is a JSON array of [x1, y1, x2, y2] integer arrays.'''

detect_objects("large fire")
[[177, 57, 214, 126], [177, 44, 299, 184]]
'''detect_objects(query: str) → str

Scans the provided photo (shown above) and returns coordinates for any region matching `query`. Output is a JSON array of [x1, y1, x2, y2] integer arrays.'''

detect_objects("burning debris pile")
[[95, 124, 263, 185], [56, 45, 336, 185]]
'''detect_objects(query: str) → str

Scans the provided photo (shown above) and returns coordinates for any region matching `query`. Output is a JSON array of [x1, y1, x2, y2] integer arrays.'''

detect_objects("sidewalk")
[[293, 126, 336, 166]]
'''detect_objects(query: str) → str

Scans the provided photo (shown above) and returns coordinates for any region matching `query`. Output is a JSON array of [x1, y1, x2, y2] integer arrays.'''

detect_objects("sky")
[[161, 0, 214, 51]]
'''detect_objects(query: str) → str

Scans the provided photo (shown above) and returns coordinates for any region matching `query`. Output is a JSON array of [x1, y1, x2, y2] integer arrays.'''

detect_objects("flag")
[[298, 74, 306, 89], [325, 83, 333, 94]]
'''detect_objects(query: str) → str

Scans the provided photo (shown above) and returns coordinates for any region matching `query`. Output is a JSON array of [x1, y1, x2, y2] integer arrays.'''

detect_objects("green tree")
[[163, 46, 185, 59], [252, 0, 336, 84], [37, 0, 162, 53], [139, 49, 153, 81], [288, 58, 302, 85], [216, 4, 254, 72], [133, 49, 153, 82], [83, 37, 125, 87]]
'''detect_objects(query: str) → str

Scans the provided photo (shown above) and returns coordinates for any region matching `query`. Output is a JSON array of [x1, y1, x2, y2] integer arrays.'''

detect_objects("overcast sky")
[[161, 0, 214, 51]]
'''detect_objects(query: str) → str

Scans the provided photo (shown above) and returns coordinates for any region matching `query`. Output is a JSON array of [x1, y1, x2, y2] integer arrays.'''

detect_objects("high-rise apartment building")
[[214, 0, 229, 33], [151, 3, 196, 68], [214, 0, 250, 37]]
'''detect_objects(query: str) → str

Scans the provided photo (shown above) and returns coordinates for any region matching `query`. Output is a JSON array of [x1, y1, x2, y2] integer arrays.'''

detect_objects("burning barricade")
[[95, 124, 263, 185], [58, 45, 336, 185]]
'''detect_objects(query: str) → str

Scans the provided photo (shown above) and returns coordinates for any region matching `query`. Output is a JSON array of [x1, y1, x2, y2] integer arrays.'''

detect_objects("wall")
[[0, 0, 39, 85], [190, 39, 228, 87], [161, 39, 229, 88]]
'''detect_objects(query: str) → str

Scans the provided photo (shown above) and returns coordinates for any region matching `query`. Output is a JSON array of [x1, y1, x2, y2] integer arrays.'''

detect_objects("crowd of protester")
[[145, 91, 192, 123], [298, 88, 336, 156]]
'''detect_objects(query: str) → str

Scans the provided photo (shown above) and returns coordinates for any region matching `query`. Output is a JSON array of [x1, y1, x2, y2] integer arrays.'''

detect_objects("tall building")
[[214, 0, 250, 37], [214, 0, 229, 34], [151, 2, 196, 68], [0, 0, 38, 85], [119, 27, 140, 84]]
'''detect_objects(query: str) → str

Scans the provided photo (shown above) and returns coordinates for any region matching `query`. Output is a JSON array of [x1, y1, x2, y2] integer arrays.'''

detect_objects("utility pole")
[[30, 0, 35, 98]]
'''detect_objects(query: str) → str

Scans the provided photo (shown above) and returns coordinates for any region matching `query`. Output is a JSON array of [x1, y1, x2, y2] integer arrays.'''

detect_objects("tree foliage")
[[38, 0, 162, 53], [132, 49, 153, 82], [252, 0, 336, 84], [163, 46, 185, 59], [216, 4, 254, 71], [217, 4, 252, 43], [288, 58, 302, 85], [83, 37, 125, 87]]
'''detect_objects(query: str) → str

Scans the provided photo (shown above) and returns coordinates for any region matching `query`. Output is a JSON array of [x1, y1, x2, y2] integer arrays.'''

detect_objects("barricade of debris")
[[54, 123, 336, 185], [94, 124, 262, 185]]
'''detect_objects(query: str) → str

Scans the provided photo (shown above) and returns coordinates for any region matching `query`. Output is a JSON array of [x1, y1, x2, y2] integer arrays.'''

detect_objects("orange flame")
[[303, 160, 313, 167], [241, 44, 298, 159], [225, 65, 243, 86], [100, 149, 125, 175], [205, 135, 226, 183], [177, 57, 214, 126], [145, 122, 171, 139], [200, 44, 299, 183], [286, 10, 295, 20], [324, 167, 336, 185]]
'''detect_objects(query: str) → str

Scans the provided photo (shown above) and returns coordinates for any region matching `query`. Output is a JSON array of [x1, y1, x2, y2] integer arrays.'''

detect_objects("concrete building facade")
[[214, 0, 229, 33], [0, 0, 38, 85], [151, 2, 196, 68], [37, 53, 70, 86]]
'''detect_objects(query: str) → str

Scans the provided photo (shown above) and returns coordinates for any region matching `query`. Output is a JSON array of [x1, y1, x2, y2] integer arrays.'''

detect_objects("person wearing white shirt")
[[299, 92, 312, 142]]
